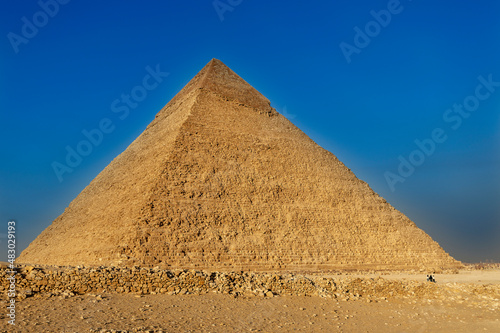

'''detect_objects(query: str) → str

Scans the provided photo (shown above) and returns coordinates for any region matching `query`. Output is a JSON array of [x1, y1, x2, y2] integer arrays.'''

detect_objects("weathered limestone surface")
[[18, 59, 461, 270]]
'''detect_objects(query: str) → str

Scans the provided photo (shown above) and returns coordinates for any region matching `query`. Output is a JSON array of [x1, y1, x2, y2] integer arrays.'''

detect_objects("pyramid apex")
[[201, 58, 232, 76], [194, 58, 276, 114]]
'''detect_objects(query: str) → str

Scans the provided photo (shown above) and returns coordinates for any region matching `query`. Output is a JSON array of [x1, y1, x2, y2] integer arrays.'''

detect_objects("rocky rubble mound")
[[1, 265, 498, 306]]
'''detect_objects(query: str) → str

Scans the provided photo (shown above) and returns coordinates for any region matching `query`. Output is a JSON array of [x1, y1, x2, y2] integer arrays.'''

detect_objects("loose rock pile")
[[1, 265, 498, 305]]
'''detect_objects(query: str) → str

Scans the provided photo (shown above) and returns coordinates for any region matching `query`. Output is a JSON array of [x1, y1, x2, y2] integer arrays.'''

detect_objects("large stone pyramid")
[[19, 59, 461, 271]]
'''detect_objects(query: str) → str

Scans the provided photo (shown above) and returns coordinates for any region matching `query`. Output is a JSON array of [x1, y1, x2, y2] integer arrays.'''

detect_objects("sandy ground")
[[1, 270, 499, 332], [343, 270, 500, 285]]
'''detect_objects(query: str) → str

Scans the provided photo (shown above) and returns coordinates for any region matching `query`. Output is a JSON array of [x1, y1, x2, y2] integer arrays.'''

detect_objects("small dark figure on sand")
[[426, 274, 436, 283]]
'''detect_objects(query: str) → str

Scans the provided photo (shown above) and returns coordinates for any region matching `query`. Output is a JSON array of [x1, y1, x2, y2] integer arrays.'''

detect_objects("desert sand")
[[1, 267, 499, 332]]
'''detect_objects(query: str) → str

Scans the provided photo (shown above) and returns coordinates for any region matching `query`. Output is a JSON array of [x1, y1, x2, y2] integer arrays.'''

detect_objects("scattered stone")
[[1, 264, 499, 306]]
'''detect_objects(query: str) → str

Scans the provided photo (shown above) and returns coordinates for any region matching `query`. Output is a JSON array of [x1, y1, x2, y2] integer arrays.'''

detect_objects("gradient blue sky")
[[1, 0, 499, 262]]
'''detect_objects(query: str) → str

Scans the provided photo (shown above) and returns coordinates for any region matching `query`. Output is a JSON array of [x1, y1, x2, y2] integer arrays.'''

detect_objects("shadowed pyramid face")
[[18, 59, 461, 271]]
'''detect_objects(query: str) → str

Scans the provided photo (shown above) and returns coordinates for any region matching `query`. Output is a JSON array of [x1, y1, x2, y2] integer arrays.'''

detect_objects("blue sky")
[[1, 0, 499, 263]]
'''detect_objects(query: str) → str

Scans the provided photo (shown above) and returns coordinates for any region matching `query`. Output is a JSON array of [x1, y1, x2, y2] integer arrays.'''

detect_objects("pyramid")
[[19, 59, 461, 271]]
